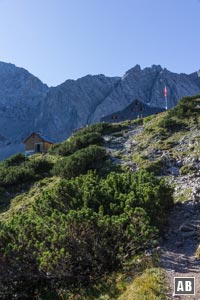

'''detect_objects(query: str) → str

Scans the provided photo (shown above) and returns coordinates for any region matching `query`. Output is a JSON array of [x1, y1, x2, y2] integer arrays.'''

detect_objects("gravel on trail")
[[161, 200, 200, 300]]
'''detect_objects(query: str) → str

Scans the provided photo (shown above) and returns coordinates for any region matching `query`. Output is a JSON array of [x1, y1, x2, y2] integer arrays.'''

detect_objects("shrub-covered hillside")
[[2, 94, 199, 300], [131, 95, 200, 177]]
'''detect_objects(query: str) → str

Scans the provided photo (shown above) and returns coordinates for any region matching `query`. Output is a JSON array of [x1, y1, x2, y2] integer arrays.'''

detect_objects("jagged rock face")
[[38, 75, 120, 140], [0, 62, 49, 160], [0, 61, 200, 160], [90, 65, 200, 122], [0, 62, 48, 145]]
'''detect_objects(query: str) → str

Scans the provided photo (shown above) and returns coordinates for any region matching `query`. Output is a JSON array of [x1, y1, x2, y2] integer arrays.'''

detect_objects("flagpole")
[[164, 85, 168, 110]]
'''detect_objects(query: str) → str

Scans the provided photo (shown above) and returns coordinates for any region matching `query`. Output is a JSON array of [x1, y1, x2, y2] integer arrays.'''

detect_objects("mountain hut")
[[23, 132, 54, 156]]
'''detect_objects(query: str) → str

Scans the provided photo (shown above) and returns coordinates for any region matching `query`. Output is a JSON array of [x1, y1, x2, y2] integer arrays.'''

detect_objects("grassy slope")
[[134, 96, 200, 159], [119, 268, 167, 300], [1, 176, 60, 222], [131, 96, 200, 205]]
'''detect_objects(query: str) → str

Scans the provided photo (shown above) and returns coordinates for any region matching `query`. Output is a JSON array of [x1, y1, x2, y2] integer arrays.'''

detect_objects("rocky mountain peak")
[[151, 64, 163, 72], [122, 64, 141, 79]]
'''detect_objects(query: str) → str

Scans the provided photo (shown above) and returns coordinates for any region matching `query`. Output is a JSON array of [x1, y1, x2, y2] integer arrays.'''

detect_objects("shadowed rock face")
[[37, 74, 120, 141], [100, 99, 165, 123], [90, 65, 200, 122], [0, 61, 200, 159], [0, 63, 48, 134]]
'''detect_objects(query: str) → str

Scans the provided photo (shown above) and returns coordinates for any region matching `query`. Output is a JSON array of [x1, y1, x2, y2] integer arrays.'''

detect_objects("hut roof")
[[23, 132, 55, 144]]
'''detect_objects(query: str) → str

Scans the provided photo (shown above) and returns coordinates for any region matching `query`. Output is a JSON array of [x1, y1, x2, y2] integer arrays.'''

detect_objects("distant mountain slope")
[[37, 74, 120, 140], [0, 62, 48, 159], [91, 65, 200, 122], [0, 61, 200, 159]]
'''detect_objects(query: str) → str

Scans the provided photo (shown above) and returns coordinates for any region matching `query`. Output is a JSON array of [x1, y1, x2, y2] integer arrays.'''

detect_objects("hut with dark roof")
[[23, 132, 54, 155]]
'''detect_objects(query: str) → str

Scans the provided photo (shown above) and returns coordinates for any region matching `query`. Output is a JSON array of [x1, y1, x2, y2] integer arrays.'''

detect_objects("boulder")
[[179, 222, 195, 232], [167, 166, 180, 176]]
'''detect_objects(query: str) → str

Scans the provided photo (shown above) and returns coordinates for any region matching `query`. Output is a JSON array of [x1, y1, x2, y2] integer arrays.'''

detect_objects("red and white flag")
[[164, 86, 167, 97]]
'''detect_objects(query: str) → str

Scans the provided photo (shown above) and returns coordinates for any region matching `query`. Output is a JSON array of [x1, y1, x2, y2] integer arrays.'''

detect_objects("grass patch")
[[180, 164, 197, 175], [119, 268, 167, 300], [132, 153, 163, 175], [112, 150, 122, 159], [0, 177, 60, 222], [174, 187, 192, 203]]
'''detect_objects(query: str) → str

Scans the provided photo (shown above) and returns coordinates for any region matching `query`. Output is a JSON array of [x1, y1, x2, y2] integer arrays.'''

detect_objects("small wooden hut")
[[23, 132, 54, 156]]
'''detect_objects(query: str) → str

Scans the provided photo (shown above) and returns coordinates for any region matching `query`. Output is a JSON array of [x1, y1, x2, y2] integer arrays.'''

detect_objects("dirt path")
[[161, 200, 200, 299]]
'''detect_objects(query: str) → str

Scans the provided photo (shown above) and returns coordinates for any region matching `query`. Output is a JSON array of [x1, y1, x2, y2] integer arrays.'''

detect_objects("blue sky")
[[0, 0, 199, 86]]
